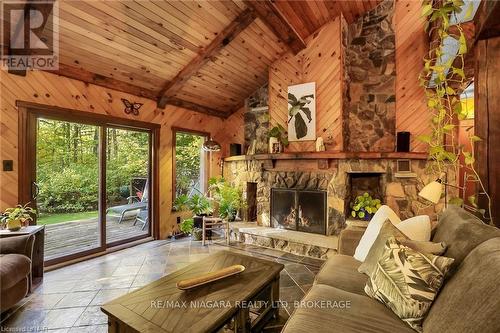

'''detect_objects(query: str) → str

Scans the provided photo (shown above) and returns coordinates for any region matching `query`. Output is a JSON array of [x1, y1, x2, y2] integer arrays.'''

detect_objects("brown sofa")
[[0, 234, 34, 313], [282, 206, 500, 333]]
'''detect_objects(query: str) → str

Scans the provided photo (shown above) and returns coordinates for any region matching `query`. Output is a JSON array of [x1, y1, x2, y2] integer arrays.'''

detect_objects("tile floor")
[[0, 238, 324, 332]]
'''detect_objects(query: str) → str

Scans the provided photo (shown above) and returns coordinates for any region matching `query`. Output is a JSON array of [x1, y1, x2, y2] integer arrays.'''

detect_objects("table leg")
[[202, 220, 206, 246], [226, 222, 230, 245], [271, 275, 280, 319], [235, 308, 250, 333]]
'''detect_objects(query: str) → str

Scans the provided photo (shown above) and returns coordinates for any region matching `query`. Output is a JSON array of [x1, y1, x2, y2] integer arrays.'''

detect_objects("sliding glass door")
[[105, 127, 151, 245], [36, 118, 101, 261], [20, 104, 158, 266]]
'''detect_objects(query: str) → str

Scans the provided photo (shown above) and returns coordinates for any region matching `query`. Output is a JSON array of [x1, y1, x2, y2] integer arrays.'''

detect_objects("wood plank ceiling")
[[15, 0, 380, 118]]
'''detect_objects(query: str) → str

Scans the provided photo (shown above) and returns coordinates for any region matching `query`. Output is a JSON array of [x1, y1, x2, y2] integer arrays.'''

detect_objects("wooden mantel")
[[225, 151, 428, 162]]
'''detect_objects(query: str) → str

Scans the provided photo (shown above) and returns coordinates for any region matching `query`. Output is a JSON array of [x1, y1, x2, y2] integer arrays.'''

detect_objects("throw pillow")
[[354, 205, 401, 261], [354, 205, 431, 262], [358, 220, 447, 276], [396, 215, 431, 242], [364, 237, 454, 333]]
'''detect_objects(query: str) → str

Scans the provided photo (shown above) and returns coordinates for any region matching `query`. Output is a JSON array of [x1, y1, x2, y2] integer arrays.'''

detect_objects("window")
[[173, 128, 209, 201]]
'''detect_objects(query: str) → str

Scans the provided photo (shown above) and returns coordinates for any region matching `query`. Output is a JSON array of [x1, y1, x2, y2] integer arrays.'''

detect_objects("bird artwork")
[[121, 98, 143, 116]]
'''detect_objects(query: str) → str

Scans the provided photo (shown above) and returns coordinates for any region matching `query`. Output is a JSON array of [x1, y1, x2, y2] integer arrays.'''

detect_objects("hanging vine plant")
[[419, 0, 493, 224]]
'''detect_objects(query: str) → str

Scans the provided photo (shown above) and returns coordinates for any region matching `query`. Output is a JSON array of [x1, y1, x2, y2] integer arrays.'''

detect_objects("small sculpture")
[[316, 137, 325, 152]]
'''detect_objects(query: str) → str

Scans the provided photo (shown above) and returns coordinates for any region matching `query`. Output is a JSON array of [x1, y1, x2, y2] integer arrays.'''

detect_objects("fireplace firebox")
[[271, 188, 327, 235]]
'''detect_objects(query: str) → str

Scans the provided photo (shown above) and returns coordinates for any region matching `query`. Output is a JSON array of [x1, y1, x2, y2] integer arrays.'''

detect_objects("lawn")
[[37, 211, 98, 225]]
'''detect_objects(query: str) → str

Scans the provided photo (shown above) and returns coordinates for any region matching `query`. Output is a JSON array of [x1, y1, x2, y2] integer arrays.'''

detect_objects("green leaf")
[[422, 3, 433, 17], [417, 134, 432, 144], [470, 135, 482, 142], [446, 86, 456, 95], [452, 67, 465, 79], [443, 124, 455, 132], [294, 112, 308, 139], [458, 34, 467, 55], [448, 197, 464, 206], [301, 107, 312, 122], [464, 2, 474, 20], [464, 154, 475, 165], [288, 93, 297, 105], [468, 195, 478, 208]]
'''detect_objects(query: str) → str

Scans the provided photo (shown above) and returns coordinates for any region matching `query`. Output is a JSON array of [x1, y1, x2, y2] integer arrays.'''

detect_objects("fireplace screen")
[[271, 189, 327, 235]]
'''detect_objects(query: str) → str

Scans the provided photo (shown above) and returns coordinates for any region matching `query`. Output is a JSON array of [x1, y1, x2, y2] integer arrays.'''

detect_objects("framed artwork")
[[287, 82, 316, 142]]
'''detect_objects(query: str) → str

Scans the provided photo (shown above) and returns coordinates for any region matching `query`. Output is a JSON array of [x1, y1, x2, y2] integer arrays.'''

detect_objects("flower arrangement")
[[350, 193, 381, 220]]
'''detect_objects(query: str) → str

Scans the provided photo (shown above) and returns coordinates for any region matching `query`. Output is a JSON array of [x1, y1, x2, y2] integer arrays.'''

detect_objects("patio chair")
[[106, 181, 148, 224], [133, 208, 148, 231]]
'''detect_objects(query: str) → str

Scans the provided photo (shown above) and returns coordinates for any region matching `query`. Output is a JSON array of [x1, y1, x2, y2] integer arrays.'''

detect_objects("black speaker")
[[396, 132, 410, 152], [230, 143, 242, 156]]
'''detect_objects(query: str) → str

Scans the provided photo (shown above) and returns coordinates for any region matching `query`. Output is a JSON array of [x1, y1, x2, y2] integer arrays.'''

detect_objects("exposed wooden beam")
[[244, 0, 306, 55], [475, 0, 500, 41], [50, 64, 158, 99], [157, 8, 257, 109], [167, 97, 229, 118], [50, 65, 229, 118]]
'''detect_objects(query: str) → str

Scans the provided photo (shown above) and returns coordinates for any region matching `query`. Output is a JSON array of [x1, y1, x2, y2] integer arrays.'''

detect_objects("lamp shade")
[[418, 180, 443, 204], [202, 138, 221, 152]]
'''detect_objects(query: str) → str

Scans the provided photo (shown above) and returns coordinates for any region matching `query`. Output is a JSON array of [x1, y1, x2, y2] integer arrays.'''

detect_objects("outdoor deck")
[[44, 215, 148, 261]]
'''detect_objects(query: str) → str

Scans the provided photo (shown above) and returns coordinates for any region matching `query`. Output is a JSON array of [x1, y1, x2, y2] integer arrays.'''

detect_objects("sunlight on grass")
[[37, 211, 98, 225]]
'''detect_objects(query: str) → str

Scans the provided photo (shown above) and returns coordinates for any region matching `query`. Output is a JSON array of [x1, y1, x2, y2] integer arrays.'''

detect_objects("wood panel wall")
[[475, 37, 500, 226], [269, 18, 343, 152], [0, 70, 240, 238], [267, 0, 429, 153], [394, 0, 429, 152]]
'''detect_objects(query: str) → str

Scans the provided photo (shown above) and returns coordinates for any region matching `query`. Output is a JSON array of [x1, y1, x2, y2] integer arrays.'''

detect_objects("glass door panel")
[[36, 118, 101, 261], [105, 127, 150, 245]]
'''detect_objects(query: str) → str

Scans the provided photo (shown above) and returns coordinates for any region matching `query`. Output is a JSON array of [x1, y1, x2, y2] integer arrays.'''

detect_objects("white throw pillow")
[[353, 205, 431, 262], [396, 215, 431, 242]]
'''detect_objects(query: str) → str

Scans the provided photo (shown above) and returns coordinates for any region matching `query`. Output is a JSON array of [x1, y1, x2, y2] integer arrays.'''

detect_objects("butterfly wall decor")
[[121, 98, 143, 116]]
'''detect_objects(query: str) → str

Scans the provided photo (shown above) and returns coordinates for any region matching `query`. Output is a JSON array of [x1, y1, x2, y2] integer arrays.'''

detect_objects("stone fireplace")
[[271, 189, 327, 235], [225, 157, 453, 236], [346, 172, 385, 216]]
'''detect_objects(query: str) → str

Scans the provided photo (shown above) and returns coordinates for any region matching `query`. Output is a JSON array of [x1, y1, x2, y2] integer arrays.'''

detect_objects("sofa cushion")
[[0, 254, 31, 291], [364, 237, 454, 333], [314, 255, 367, 295], [423, 237, 500, 333], [432, 206, 500, 269], [359, 220, 446, 276], [282, 284, 415, 333]]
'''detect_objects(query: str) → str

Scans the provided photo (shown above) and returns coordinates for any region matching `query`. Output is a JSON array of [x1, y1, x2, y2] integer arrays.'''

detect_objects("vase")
[[6, 219, 22, 231]]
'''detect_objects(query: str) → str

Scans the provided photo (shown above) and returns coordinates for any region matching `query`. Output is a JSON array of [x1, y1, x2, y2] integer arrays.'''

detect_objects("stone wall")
[[343, 0, 396, 151], [225, 158, 453, 235], [244, 84, 269, 154]]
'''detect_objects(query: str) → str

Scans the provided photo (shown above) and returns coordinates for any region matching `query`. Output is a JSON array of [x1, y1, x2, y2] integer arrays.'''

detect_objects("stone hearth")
[[229, 222, 337, 259]]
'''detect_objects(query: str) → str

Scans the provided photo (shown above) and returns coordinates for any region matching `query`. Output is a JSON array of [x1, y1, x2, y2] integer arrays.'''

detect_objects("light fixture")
[[418, 172, 446, 204], [202, 138, 221, 152]]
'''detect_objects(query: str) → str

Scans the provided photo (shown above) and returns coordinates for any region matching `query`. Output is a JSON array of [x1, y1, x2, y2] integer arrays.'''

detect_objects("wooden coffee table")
[[101, 250, 284, 333]]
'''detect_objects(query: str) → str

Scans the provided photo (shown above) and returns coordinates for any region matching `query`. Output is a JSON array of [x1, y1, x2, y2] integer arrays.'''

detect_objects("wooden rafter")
[[244, 0, 306, 55], [157, 8, 257, 109], [49, 65, 229, 118], [167, 98, 229, 118], [50, 64, 158, 100]]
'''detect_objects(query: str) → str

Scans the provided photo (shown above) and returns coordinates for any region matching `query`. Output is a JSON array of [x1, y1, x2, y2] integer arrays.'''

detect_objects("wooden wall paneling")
[[475, 37, 500, 226], [269, 18, 343, 153], [394, 0, 429, 152], [0, 70, 233, 238], [245, 0, 306, 54]]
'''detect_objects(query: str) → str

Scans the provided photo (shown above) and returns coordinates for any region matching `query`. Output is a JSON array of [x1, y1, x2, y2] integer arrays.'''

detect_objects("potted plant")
[[268, 124, 289, 153], [209, 177, 245, 221], [350, 193, 381, 221], [1, 204, 36, 231], [173, 194, 213, 239]]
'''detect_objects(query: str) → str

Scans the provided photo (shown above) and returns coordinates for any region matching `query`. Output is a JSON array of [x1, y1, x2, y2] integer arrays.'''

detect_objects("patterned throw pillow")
[[364, 237, 454, 332]]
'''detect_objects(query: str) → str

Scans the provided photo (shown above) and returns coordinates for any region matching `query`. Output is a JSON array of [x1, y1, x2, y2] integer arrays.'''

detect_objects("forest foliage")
[[36, 119, 149, 213]]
